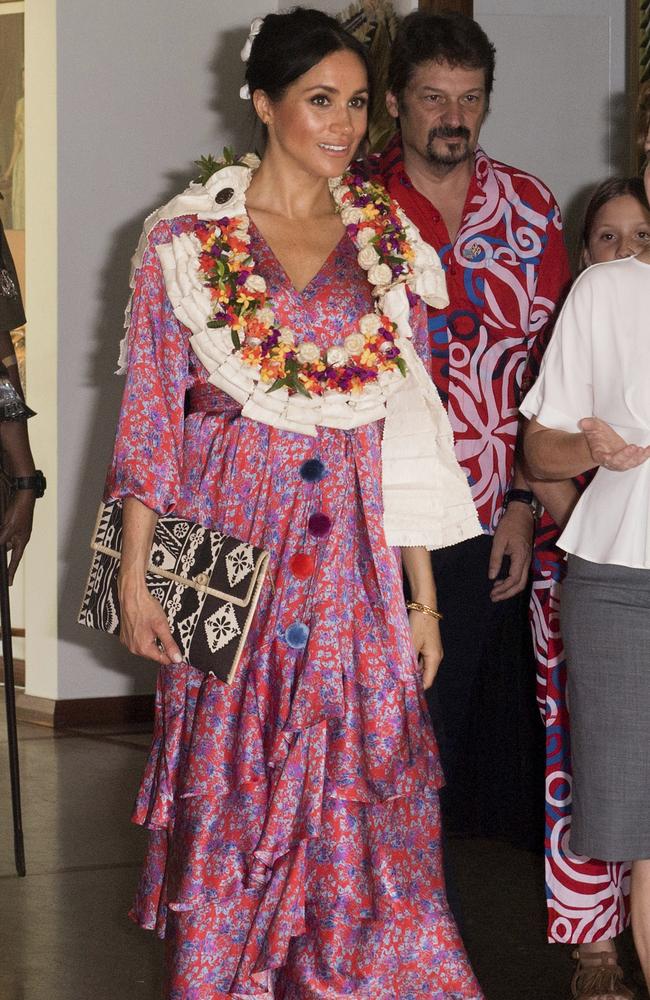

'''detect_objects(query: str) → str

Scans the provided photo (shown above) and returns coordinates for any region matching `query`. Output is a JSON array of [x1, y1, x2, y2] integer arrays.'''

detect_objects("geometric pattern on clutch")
[[225, 543, 255, 588], [203, 602, 241, 653]]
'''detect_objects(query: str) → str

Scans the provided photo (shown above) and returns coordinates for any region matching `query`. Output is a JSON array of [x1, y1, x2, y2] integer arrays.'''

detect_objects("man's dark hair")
[[388, 11, 496, 103]]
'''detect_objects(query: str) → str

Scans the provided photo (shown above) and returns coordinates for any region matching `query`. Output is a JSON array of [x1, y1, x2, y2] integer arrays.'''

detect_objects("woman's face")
[[255, 50, 369, 178], [584, 194, 650, 265]]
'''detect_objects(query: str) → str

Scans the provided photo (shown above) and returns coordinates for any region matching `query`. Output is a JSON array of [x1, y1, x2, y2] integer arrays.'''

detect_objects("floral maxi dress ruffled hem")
[[107, 217, 484, 999]]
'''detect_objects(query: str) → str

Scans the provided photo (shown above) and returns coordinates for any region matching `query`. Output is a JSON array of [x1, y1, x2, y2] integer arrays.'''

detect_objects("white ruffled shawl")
[[117, 166, 481, 550]]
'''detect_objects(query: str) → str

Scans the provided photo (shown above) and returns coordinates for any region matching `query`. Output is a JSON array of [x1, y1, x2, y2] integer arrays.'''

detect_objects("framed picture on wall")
[[629, 0, 650, 168], [0, 4, 24, 232], [0, 2, 26, 387]]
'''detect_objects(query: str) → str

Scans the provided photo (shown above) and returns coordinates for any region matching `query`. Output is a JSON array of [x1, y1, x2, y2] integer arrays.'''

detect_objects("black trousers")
[[424, 535, 544, 850]]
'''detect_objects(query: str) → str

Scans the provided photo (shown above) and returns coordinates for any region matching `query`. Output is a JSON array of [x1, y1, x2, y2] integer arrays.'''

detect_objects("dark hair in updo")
[[244, 7, 372, 104]]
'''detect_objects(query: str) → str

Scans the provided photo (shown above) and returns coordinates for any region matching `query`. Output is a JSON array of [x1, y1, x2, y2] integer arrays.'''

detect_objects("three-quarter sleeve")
[[104, 222, 190, 515], [520, 267, 594, 433]]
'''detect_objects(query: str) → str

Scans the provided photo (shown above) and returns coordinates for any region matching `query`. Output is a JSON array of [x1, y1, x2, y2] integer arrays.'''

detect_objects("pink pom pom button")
[[308, 512, 331, 538]]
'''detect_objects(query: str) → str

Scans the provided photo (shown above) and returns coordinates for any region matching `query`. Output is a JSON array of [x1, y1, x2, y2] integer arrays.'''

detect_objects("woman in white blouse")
[[521, 115, 650, 994]]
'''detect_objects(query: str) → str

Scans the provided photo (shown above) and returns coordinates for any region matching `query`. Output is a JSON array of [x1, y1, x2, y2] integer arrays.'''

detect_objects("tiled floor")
[[0, 710, 646, 1000]]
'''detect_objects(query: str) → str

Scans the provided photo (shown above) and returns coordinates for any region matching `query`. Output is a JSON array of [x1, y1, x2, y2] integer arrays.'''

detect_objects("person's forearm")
[[401, 545, 437, 607], [0, 420, 34, 478], [529, 478, 579, 529], [510, 462, 530, 490], [525, 424, 593, 480], [118, 497, 157, 586], [0, 331, 24, 397]]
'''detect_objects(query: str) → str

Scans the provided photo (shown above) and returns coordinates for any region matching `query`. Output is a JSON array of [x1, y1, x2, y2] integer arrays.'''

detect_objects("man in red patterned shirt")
[[378, 12, 571, 843]]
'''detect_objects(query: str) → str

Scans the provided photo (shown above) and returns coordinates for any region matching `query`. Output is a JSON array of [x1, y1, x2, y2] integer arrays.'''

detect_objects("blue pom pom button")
[[299, 458, 326, 483], [285, 621, 310, 649]]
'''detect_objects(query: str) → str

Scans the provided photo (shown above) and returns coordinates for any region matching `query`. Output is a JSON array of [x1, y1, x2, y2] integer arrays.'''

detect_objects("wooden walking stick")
[[0, 468, 26, 876]]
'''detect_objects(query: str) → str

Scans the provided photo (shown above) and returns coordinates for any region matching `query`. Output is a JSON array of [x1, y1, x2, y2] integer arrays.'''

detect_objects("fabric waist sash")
[[186, 384, 242, 418]]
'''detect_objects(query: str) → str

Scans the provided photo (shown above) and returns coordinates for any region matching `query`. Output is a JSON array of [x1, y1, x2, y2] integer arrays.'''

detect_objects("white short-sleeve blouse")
[[520, 255, 650, 569]]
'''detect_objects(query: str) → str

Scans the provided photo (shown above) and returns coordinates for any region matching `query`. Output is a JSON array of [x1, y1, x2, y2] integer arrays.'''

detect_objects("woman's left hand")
[[408, 610, 443, 690]]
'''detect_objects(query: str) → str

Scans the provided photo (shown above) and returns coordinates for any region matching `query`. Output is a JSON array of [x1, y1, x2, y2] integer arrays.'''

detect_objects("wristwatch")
[[503, 487, 541, 517], [13, 470, 46, 498]]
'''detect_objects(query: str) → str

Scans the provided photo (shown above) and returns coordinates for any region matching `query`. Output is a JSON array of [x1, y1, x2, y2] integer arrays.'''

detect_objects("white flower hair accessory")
[[239, 16, 264, 100], [240, 16, 264, 63]]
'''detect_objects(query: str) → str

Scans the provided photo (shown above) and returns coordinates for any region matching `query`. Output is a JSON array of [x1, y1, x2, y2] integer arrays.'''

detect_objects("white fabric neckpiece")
[[119, 162, 481, 551]]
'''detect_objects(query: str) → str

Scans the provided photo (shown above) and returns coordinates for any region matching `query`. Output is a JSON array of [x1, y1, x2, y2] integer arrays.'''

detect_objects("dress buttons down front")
[[308, 513, 331, 538], [299, 458, 326, 483], [285, 622, 310, 649], [289, 552, 315, 580]]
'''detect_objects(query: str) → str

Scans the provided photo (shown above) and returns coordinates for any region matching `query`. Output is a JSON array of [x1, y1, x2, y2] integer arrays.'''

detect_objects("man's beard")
[[426, 125, 472, 167]]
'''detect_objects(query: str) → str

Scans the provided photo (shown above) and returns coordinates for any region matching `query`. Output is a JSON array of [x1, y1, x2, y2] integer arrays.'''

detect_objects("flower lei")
[[193, 155, 416, 398]]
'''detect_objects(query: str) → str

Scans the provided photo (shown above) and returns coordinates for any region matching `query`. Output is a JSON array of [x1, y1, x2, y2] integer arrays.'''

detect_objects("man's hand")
[[0, 491, 34, 584], [579, 417, 650, 472], [488, 502, 534, 602]]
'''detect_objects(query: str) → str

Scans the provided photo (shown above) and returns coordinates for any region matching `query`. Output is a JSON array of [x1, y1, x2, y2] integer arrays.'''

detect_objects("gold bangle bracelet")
[[406, 601, 443, 621]]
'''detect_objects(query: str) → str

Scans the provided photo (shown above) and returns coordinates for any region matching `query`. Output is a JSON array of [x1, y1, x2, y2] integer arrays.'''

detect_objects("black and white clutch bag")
[[78, 501, 269, 683]]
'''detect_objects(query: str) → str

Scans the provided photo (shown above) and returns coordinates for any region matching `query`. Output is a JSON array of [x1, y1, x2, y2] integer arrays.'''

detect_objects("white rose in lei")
[[330, 184, 347, 208], [340, 207, 365, 226], [257, 307, 275, 326], [245, 274, 267, 294], [344, 333, 366, 355], [358, 246, 380, 270], [278, 327, 295, 345], [357, 227, 376, 248], [327, 346, 349, 367], [239, 152, 261, 169], [368, 263, 393, 287], [359, 314, 382, 336], [297, 342, 321, 364]]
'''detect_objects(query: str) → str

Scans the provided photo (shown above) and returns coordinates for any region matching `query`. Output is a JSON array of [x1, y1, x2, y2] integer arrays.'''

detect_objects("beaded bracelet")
[[406, 601, 443, 621]]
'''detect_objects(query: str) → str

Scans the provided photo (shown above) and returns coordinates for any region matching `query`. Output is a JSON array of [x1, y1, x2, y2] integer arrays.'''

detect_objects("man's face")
[[387, 61, 488, 170]]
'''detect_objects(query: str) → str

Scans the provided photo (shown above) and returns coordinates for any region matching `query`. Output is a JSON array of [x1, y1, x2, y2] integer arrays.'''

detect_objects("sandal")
[[571, 949, 635, 999]]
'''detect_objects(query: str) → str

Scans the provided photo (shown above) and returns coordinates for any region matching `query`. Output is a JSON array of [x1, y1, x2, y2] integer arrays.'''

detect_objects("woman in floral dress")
[[106, 9, 483, 998]]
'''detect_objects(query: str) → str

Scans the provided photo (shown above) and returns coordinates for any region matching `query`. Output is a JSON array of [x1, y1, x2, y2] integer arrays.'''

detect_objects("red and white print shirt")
[[377, 135, 571, 532]]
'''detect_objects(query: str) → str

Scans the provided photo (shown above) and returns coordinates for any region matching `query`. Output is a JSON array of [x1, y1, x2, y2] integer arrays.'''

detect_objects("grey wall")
[[57, 0, 272, 698], [475, 0, 627, 259]]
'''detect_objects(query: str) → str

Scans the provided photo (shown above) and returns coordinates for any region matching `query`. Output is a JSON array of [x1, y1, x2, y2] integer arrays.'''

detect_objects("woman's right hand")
[[118, 574, 183, 666], [579, 417, 650, 472]]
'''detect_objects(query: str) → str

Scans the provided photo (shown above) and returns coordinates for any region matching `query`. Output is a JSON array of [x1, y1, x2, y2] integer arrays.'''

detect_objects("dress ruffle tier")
[[130, 649, 479, 998]]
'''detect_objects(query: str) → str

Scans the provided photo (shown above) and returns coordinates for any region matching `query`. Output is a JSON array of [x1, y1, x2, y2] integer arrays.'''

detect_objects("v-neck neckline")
[[248, 219, 348, 297]]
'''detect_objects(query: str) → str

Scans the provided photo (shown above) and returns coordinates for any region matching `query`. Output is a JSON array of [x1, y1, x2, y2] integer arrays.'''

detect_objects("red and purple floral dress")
[[106, 215, 484, 1000]]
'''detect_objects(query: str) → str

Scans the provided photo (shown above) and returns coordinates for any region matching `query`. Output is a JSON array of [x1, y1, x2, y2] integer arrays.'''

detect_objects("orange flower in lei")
[[195, 164, 416, 398]]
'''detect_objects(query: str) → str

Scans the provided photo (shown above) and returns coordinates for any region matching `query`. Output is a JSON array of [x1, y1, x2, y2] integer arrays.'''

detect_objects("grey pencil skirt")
[[561, 555, 650, 861]]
